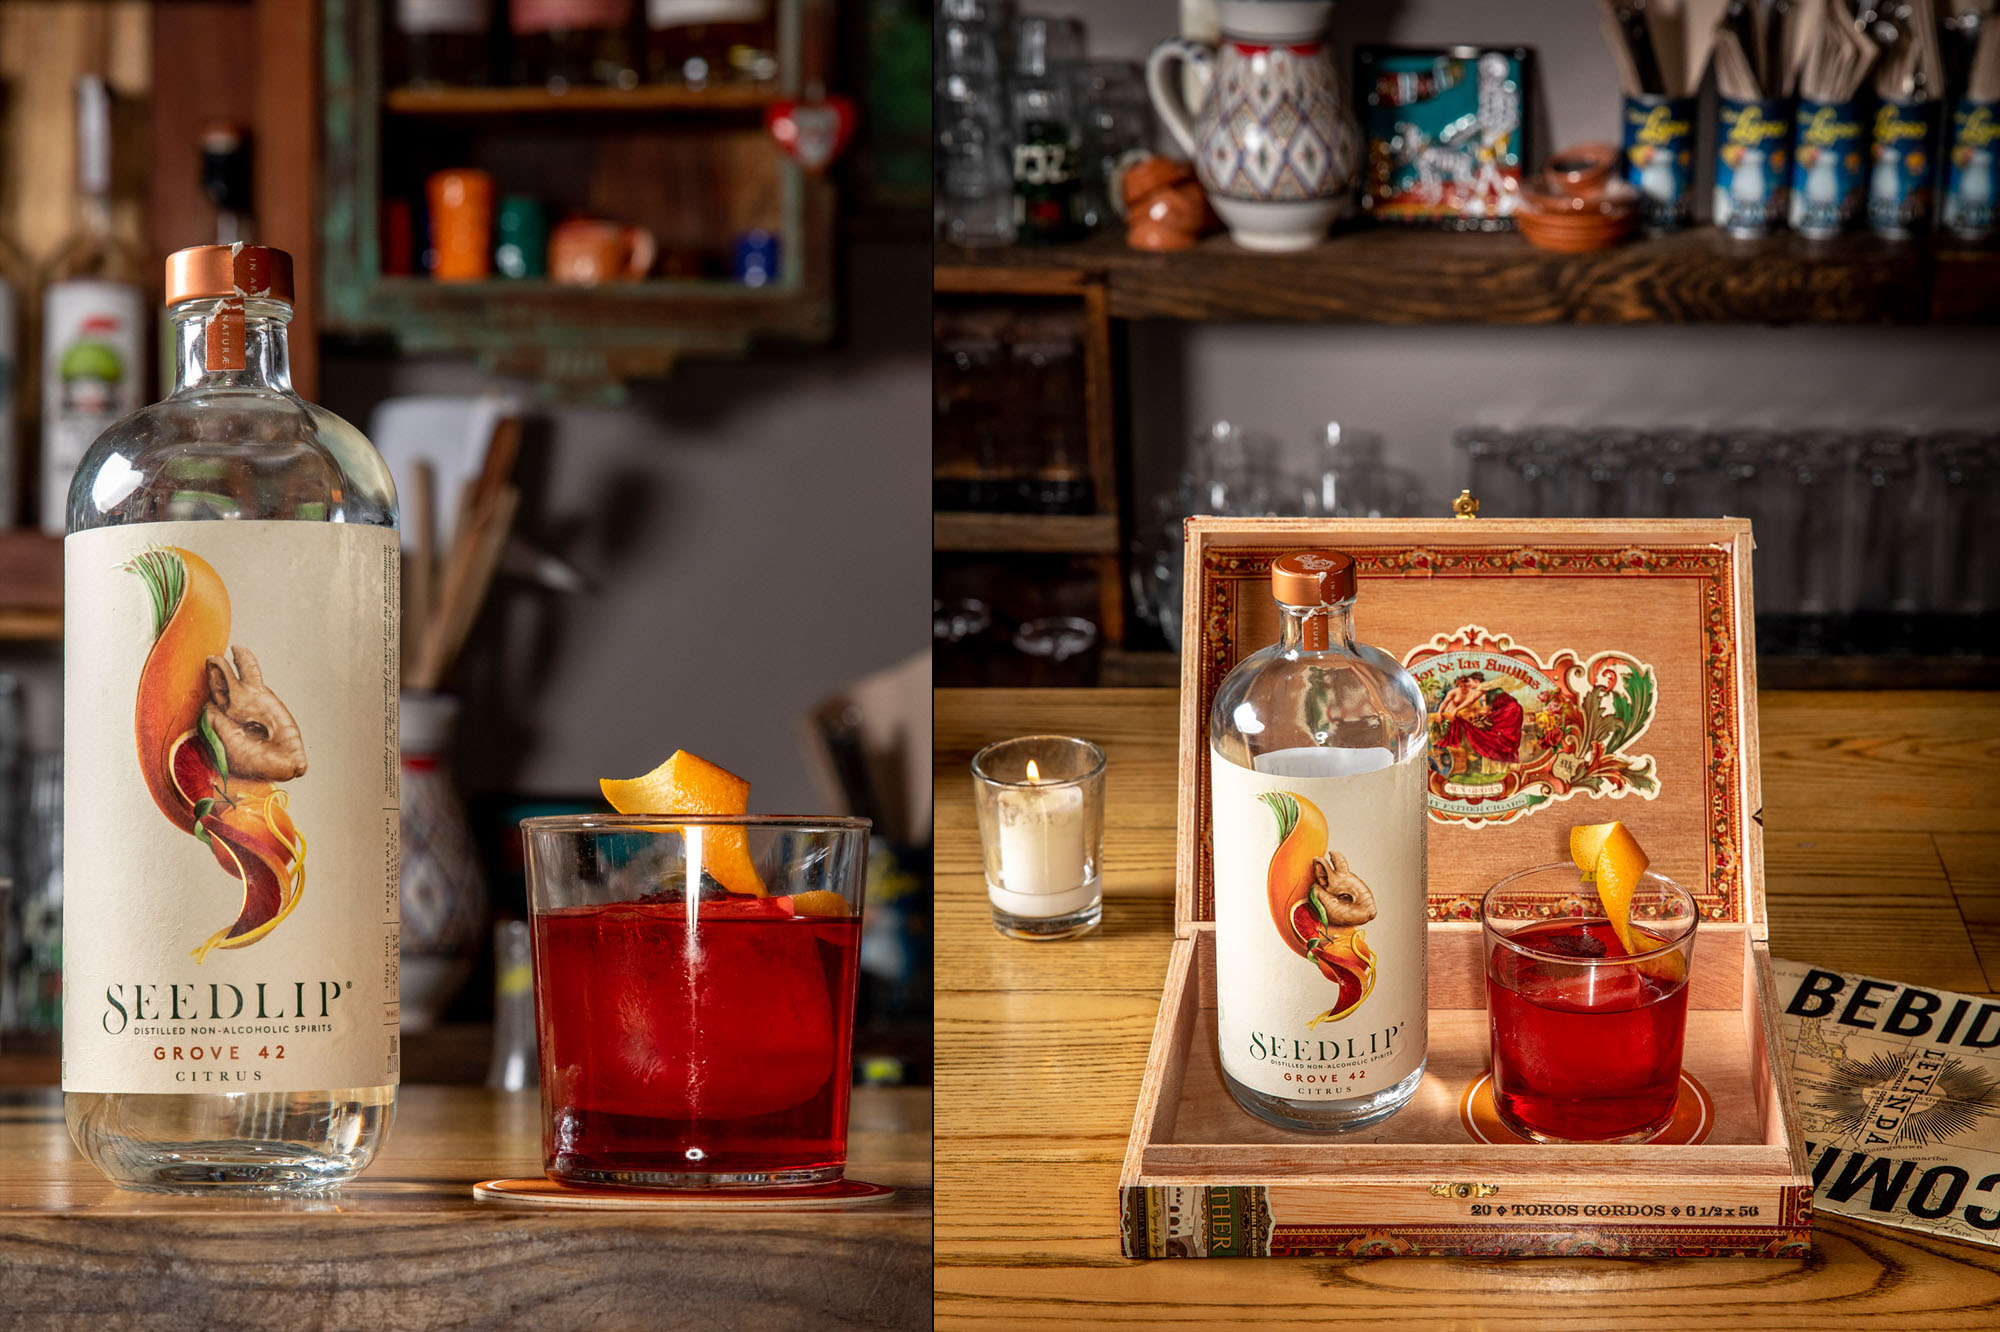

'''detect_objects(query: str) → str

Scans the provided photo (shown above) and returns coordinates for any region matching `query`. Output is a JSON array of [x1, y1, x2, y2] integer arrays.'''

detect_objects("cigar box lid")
[[1176, 517, 1764, 938]]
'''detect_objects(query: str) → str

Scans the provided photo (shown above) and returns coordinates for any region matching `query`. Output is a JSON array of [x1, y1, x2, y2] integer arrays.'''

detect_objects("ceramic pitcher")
[[1146, 0, 1359, 251]]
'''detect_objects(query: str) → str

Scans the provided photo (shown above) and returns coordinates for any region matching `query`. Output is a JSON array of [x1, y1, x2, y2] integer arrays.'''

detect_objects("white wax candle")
[[988, 777, 1093, 918]]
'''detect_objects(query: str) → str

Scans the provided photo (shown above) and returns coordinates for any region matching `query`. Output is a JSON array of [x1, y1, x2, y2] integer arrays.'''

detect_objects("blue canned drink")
[[1943, 100, 1999, 241], [1622, 94, 1695, 232], [734, 229, 781, 287], [1788, 99, 1864, 238], [1869, 98, 1940, 238], [1714, 97, 1792, 236]]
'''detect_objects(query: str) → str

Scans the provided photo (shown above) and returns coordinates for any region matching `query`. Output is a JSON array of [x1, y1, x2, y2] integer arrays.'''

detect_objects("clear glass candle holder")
[[971, 736, 1105, 941]]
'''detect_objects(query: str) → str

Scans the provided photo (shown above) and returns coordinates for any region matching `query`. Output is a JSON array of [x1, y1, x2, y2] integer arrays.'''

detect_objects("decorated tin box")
[[1357, 47, 1532, 229], [1119, 517, 1813, 1260]]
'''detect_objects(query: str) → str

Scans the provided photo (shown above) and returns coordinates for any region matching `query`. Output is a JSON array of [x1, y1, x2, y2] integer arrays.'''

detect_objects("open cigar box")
[[1119, 517, 1813, 1259]]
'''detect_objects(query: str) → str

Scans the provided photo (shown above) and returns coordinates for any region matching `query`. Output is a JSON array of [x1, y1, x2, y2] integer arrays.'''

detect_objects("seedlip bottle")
[[62, 245, 399, 1190], [1207, 550, 1428, 1131]]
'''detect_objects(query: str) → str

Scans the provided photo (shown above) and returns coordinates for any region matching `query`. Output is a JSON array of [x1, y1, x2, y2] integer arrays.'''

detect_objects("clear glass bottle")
[[63, 245, 400, 1192], [512, 0, 637, 90], [1207, 550, 1428, 1132], [641, 0, 776, 87], [389, 0, 494, 89], [40, 75, 147, 535], [1009, 16, 1083, 244]]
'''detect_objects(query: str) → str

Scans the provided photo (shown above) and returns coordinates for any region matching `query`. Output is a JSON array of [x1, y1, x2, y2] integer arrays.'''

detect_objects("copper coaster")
[[473, 1177, 896, 1209], [1459, 1071, 1714, 1146]]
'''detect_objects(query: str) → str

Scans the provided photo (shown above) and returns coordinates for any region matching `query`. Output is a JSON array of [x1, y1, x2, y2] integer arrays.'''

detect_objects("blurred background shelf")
[[0, 533, 61, 642], [933, 512, 1119, 553], [383, 85, 775, 116], [937, 230, 2000, 325]]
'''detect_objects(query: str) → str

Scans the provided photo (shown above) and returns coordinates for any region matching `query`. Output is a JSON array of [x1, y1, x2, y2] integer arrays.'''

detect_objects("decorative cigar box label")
[[63, 521, 402, 1094], [1404, 625, 1660, 827], [1210, 746, 1427, 1101]]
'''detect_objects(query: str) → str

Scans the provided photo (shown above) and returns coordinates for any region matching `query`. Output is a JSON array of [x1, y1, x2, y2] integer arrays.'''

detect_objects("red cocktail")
[[1481, 867, 1697, 1144], [522, 814, 870, 1188]]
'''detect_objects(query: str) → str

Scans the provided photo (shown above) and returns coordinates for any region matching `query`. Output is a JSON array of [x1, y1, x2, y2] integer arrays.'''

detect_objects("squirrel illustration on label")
[[1260, 791, 1378, 1028], [126, 547, 309, 961]]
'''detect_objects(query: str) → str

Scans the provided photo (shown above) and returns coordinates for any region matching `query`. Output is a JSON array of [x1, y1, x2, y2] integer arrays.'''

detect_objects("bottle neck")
[[78, 191, 112, 237], [170, 298, 294, 393], [1278, 600, 1356, 654]]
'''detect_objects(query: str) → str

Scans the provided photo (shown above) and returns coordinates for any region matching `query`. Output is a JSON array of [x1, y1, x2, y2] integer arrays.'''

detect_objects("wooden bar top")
[[0, 1084, 931, 1329], [935, 687, 2000, 1328]]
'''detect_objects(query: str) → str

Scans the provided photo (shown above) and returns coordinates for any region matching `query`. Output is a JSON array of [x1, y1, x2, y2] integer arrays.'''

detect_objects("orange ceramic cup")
[[426, 168, 495, 282], [549, 219, 658, 285]]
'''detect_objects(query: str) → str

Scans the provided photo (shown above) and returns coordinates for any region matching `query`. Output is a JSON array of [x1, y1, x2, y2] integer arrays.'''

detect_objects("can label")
[[1622, 95, 1695, 232], [1714, 97, 1791, 235], [63, 522, 402, 1094], [1869, 98, 1939, 237], [1943, 100, 1999, 240], [1789, 99, 1864, 237], [1211, 746, 1428, 1103]]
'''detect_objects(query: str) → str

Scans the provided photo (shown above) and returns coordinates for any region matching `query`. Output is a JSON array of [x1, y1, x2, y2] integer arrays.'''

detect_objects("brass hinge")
[[1427, 1181, 1501, 1199]]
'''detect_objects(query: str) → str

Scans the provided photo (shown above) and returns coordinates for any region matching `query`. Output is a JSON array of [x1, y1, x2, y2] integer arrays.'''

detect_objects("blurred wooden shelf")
[[0, 532, 61, 642], [383, 84, 774, 116], [936, 228, 2000, 325], [933, 512, 1119, 554]]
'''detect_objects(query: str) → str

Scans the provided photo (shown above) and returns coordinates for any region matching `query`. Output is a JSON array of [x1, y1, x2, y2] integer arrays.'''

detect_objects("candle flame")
[[1026, 759, 1041, 782]]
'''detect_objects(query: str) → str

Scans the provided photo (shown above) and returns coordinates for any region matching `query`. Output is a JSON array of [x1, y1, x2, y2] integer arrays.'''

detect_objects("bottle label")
[[512, 0, 629, 33], [62, 522, 402, 1094], [1211, 745, 1427, 1101], [41, 280, 145, 535], [397, 0, 487, 33]]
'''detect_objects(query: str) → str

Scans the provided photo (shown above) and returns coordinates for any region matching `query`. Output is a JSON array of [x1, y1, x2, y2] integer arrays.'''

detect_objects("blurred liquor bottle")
[[390, 0, 495, 88], [513, 0, 637, 90], [1010, 16, 1084, 243], [39, 76, 145, 535], [641, 0, 776, 87], [200, 123, 255, 243]]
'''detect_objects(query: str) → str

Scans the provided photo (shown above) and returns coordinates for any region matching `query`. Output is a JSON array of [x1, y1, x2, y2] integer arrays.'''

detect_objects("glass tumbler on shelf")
[[972, 735, 1105, 941], [512, 0, 637, 90], [1011, 615, 1101, 686], [1508, 428, 1579, 517], [522, 815, 869, 1188], [1187, 421, 1283, 515], [1010, 309, 1088, 513], [1454, 427, 1527, 517], [1706, 430, 1800, 636], [1303, 424, 1425, 517], [1924, 432, 1999, 644], [1786, 431, 1861, 653], [932, 309, 1011, 509], [1075, 61, 1151, 231], [1628, 428, 1715, 517], [1851, 431, 1927, 650], [1569, 428, 1641, 517], [1483, 864, 1697, 1144]]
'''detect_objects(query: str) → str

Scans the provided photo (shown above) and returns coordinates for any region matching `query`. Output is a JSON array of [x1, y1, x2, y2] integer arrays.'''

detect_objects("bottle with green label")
[[62, 244, 400, 1192]]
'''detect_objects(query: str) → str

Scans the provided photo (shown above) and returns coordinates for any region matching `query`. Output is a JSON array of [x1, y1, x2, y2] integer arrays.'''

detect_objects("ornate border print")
[[1192, 543, 1745, 924], [1402, 625, 1660, 827]]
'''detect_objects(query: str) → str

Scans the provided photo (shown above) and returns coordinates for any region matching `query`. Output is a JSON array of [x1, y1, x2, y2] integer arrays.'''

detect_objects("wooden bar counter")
[[935, 687, 2000, 1328], [0, 1084, 932, 1329]]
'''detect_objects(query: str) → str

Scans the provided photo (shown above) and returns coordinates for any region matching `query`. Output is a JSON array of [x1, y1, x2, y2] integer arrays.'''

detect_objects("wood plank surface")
[[0, 1084, 931, 1330], [933, 228, 1984, 325], [934, 686, 2000, 1329]]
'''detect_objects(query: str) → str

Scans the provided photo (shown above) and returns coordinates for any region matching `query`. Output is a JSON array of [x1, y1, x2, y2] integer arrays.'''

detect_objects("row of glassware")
[[1457, 426, 1996, 626], [1128, 422, 1997, 652], [935, 0, 1151, 247]]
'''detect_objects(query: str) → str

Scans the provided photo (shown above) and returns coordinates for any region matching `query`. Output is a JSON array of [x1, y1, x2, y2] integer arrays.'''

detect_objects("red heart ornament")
[[765, 95, 857, 172]]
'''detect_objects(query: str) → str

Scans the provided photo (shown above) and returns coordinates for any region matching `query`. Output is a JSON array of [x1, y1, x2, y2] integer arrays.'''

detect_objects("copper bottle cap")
[[164, 244, 293, 305], [1270, 550, 1357, 606]]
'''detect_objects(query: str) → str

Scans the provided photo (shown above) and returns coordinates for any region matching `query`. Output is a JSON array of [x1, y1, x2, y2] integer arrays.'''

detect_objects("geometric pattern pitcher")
[[1147, 0, 1359, 250]]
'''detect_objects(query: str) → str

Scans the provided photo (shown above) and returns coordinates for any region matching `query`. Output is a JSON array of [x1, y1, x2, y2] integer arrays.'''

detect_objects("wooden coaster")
[[1459, 1070, 1714, 1146], [473, 1176, 896, 1209]]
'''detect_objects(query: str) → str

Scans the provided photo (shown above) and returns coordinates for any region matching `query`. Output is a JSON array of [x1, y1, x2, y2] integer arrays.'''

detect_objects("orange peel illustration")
[[1259, 792, 1378, 1027], [128, 548, 307, 961]]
